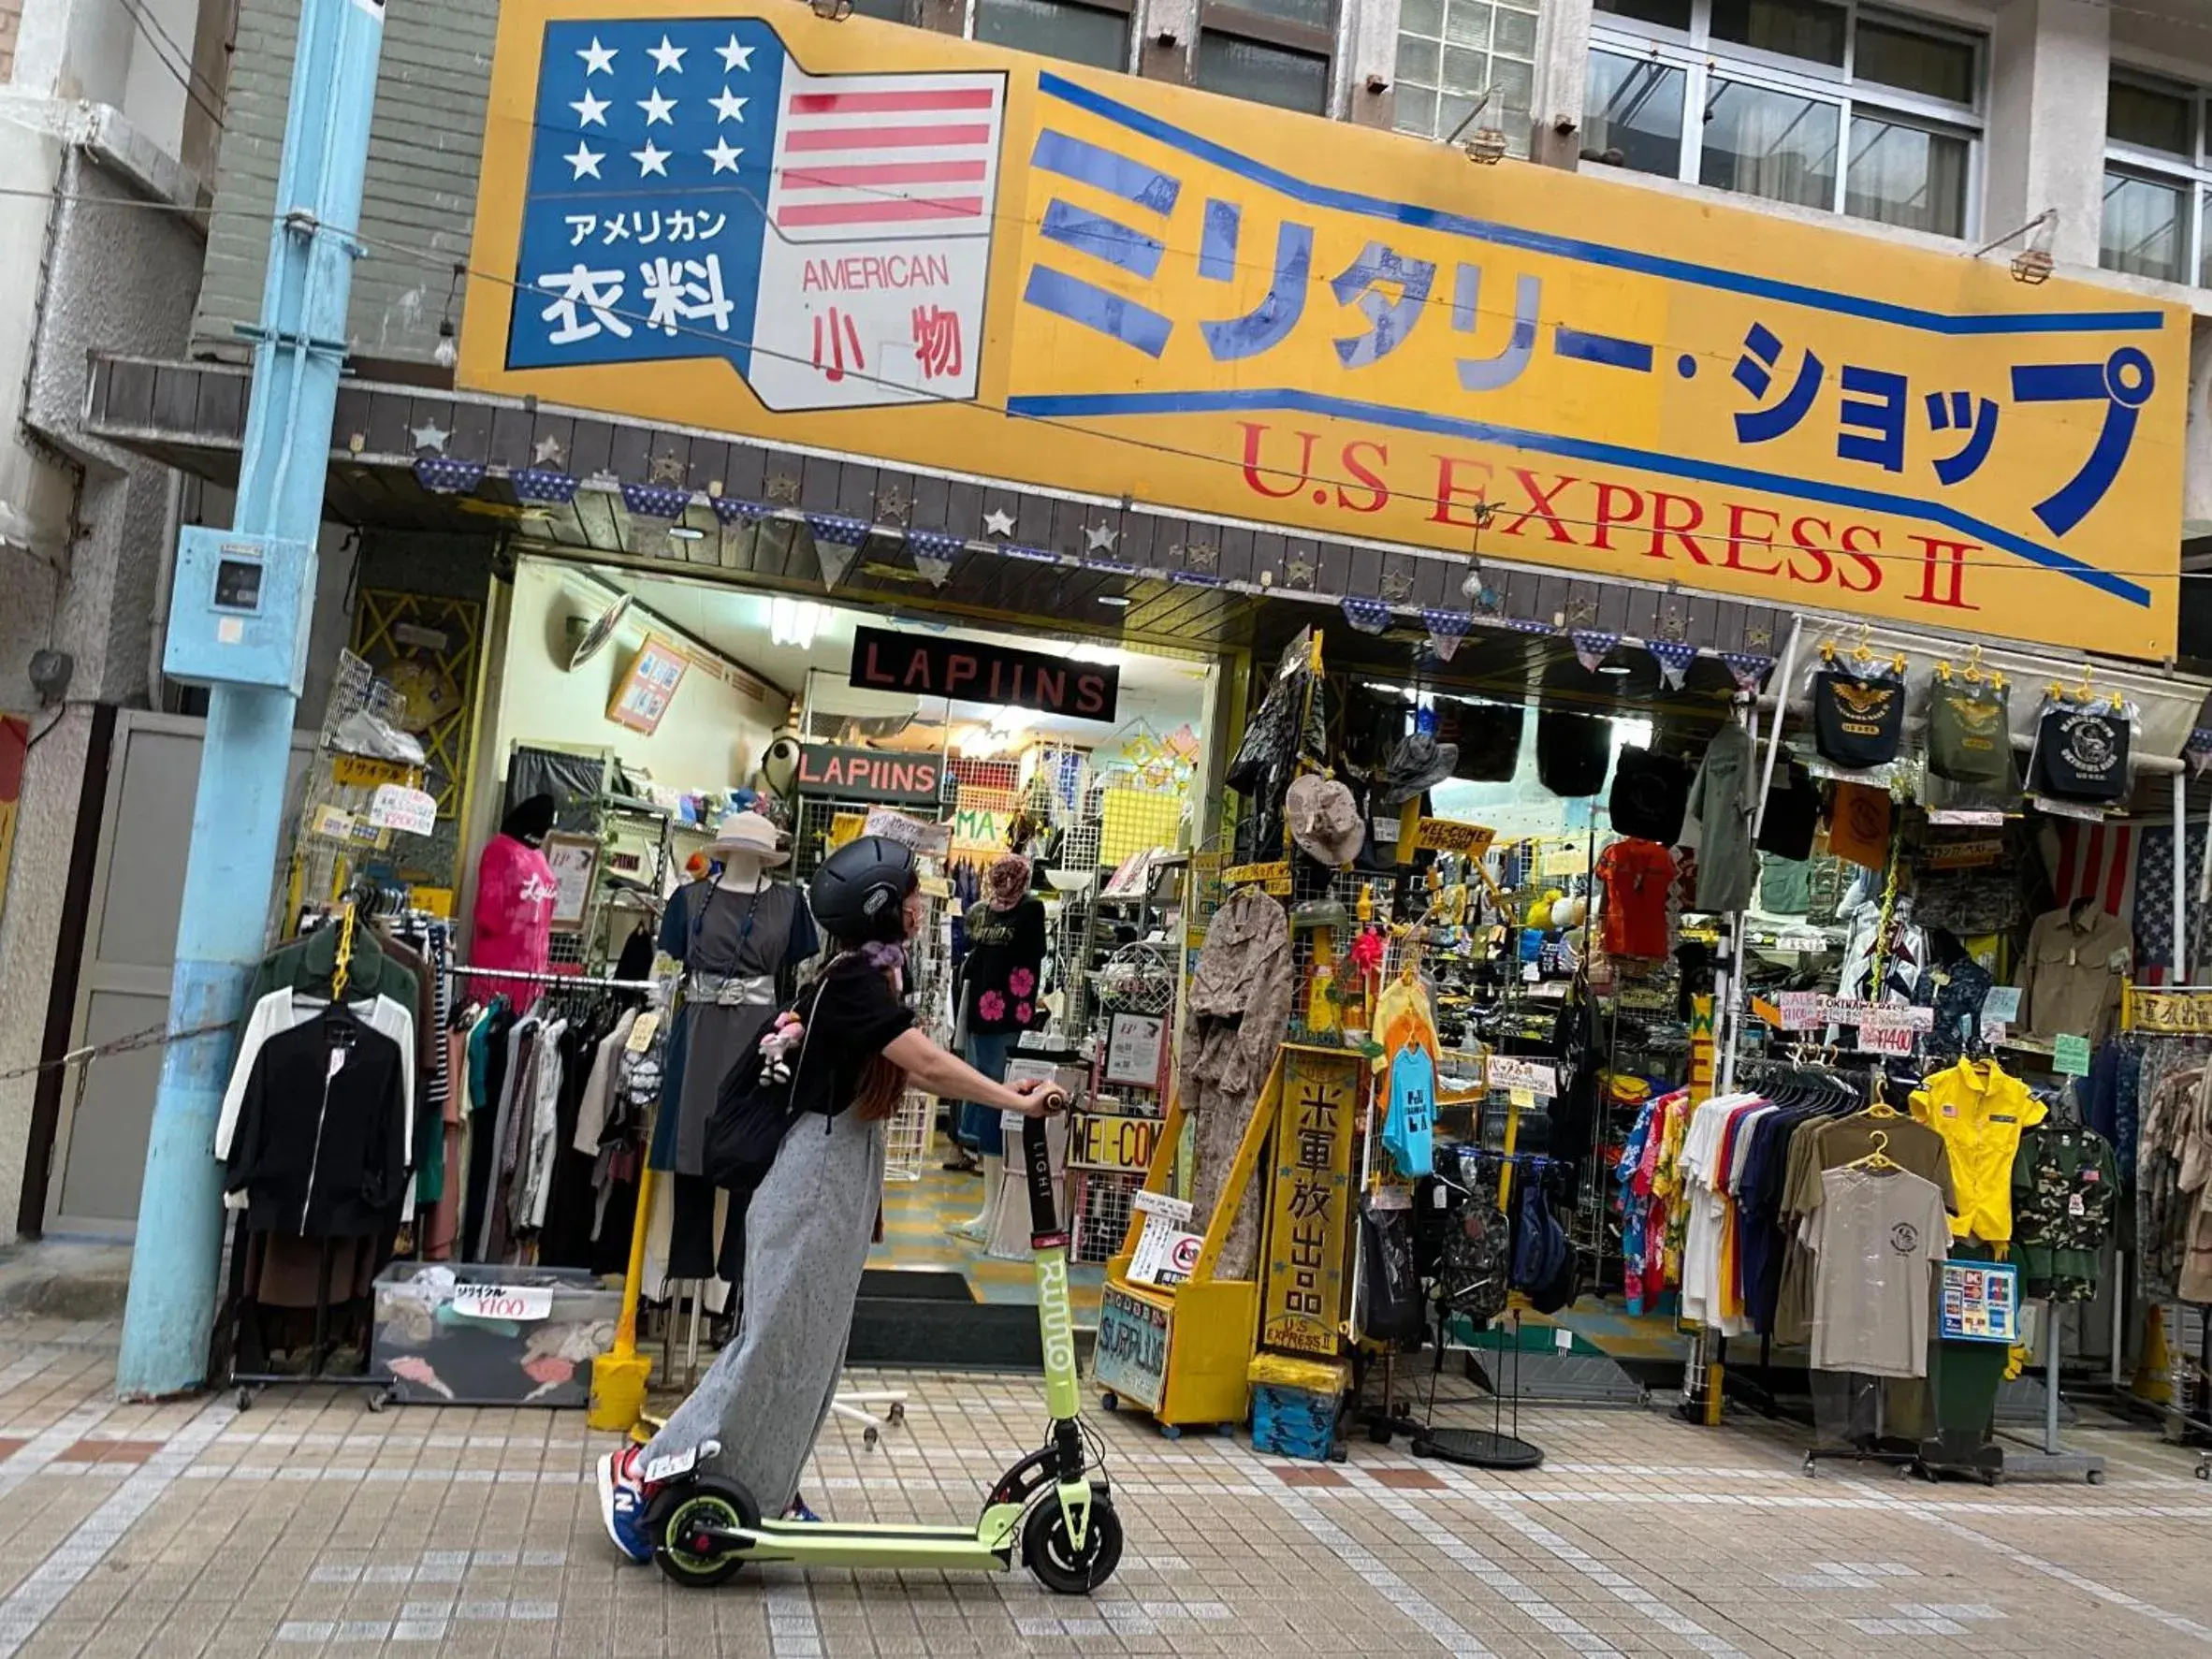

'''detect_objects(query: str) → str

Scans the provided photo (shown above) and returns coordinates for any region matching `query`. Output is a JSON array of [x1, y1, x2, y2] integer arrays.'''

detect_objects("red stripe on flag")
[[776, 196, 985, 227], [783, 123, 993, 153], [2104, 825, 2133, 916], [786, 88, 997, 114], [779, 159, 989, 189]]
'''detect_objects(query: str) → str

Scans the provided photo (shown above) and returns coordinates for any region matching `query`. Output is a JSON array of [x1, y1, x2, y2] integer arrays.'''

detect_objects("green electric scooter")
[[647, 1097, 1123, 1594]]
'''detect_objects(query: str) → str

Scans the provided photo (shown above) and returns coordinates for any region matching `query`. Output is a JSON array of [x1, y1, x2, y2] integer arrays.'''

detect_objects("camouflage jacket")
[[2010, 1125, 2119, 1302]]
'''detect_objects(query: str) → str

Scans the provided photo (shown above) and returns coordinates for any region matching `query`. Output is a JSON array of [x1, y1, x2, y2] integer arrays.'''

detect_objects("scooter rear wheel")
[[649, 1477, 759, 1589], [1022, 1497, 1123, 1594]]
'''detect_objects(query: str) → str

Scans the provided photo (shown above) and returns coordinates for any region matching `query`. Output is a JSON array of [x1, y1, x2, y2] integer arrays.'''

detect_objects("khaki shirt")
[[2017, 905, 2132, 1044]]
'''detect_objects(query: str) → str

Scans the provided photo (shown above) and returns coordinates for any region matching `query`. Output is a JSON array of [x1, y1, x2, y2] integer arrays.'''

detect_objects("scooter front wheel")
[[649, 1477, 759, 1589], [1023, 1497, 1123, 1594]]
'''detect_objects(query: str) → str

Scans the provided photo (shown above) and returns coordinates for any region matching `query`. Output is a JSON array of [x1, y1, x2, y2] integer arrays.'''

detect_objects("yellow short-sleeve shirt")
[[1910, 1061, 2046, 1243]]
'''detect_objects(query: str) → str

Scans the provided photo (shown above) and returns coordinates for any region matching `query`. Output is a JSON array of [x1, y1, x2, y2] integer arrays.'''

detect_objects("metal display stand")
[[1999, 1302, 2106, 1482]]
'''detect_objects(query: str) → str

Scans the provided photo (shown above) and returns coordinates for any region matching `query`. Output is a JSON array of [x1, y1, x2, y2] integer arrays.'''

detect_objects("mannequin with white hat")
[[646, 809, 819, 1294]]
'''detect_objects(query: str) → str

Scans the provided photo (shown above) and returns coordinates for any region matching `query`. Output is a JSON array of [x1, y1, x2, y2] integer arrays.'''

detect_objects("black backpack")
[[702, 976, 830, 1194]]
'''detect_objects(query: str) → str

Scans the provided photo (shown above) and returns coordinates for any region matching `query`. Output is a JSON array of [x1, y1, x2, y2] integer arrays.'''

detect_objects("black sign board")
[[795, 744, 944, 805], [849, 626, 1118, 722]]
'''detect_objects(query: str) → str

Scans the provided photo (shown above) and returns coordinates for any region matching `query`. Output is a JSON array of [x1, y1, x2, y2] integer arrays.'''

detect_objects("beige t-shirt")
[[1772, 1113, 1955, 1346], [1802, 1166, 1950, 1379]]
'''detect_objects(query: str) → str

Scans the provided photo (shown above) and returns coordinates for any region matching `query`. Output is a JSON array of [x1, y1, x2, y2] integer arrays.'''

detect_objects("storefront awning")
[[86, 355, 1809, 662]]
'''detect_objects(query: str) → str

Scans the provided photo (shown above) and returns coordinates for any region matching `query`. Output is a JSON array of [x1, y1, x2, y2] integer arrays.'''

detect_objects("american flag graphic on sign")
[[769, 78, 1003, 236], [507, 18, 1004, 411]]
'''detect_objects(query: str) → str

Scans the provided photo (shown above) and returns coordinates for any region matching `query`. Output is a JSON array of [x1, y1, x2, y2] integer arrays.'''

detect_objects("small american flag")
[[770, 72, 1004, 238]]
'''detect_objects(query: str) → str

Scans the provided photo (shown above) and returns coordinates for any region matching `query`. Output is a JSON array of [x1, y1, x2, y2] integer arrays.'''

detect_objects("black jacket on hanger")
[[226, 1010, 410, 1238]]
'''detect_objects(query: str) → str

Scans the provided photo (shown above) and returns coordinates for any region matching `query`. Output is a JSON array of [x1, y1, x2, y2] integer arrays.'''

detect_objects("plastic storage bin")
[[371, 1262, 618, 1407]]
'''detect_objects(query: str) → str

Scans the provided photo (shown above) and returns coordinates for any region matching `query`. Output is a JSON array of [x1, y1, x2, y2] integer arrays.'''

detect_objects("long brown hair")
[[851, 956, 909, 1121]]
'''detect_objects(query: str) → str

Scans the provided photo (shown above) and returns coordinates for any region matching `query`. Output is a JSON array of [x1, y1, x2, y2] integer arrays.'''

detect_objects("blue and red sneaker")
[[597, 1443, 656, 1564]]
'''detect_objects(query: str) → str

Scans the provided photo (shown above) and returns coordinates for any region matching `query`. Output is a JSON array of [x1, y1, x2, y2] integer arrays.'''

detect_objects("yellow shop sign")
[[462, 1, 2186, 661]]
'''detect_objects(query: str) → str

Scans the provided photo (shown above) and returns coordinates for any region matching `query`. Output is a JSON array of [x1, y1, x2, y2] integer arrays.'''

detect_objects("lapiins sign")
[[849, 626, 1119, 721], [795, 744, 944, 805]]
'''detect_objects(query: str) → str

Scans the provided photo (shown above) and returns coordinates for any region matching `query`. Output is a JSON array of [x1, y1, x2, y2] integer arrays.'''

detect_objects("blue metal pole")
[[115, 0, 386, 1397]]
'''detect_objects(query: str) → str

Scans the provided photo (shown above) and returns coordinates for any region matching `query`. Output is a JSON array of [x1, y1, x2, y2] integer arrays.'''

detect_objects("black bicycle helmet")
[[808, 835, 919, 943]]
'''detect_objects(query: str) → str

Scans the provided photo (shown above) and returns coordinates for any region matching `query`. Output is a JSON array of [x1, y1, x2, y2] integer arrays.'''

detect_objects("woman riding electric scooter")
[[599, 835, 1062, 1560]]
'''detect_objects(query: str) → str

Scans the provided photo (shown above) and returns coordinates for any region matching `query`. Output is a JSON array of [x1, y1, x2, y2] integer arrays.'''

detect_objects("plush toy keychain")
[[759, 1010, 806, 1083]]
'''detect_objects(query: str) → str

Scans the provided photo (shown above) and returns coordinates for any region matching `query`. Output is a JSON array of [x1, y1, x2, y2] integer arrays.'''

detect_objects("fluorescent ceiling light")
[[1098, 595, 1132, 608], [768, 597, 825, 649], [666, 525, 705, 541]]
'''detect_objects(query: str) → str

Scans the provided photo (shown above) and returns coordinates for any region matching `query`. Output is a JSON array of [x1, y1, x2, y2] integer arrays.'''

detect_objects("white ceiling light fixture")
[[768, 597, 825, 649], [1098, 594, 1132, 608]]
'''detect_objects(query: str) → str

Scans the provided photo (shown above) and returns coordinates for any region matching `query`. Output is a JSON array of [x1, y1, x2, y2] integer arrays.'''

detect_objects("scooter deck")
[[709, 1521, 1014, 1572]]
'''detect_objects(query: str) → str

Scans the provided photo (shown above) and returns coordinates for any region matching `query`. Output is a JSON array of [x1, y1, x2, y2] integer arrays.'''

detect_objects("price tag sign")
[[2053, 1032, 2092, 1076], [1507, 1086, 1535, 1111], [451, 1284, 554, 1321], [368, 783, 438, 837], [1488, 1056, 1558, 1099], [1776, 991, 1823, 1031], [864, 808, 953, 858], [1980, 985, 2022, 1024], [1857, 1022, 1915, 1057], [1133, 1188, 1195, 1223], [626, 1011, 661, 1054]]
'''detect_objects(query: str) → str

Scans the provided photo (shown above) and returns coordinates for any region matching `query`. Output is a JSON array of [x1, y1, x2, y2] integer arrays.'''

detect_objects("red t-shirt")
[[1598, 839, 1676, 959]]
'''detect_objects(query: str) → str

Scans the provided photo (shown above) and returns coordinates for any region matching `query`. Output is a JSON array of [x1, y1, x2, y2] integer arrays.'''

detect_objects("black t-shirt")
[[959, 897, 1048, 1034], [792, 953, 917, 1117]]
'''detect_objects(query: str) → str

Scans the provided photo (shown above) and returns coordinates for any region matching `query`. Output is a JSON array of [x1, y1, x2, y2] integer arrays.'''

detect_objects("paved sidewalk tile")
[[0, 1317, 2200, 1653]]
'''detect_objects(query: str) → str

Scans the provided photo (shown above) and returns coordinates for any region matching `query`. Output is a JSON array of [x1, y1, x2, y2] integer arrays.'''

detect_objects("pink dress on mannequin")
[[473, 831, 559, 1008]]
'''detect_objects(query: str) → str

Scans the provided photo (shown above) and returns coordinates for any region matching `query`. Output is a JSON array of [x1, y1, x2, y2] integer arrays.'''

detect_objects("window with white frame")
[[1392, 0, 1543, 157], [1583, 0, 1982, 240], [2101, 71, 2212, 287]]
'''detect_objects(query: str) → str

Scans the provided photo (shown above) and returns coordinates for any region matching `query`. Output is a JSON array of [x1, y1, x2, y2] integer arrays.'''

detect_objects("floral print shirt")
[[958, 896, 1048, 1034]]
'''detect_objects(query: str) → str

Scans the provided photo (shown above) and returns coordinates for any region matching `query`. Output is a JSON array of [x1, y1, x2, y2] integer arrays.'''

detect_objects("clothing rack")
[[226, 900, 404, 1412], [449, 964, 656, 993]]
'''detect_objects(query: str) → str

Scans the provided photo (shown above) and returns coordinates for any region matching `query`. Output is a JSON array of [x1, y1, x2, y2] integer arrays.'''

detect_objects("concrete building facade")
[[8, 0, 2212, 1238]]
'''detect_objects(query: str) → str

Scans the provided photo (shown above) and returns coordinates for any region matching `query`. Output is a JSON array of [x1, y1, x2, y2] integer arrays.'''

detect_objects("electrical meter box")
[[163, 527, 315, 694]]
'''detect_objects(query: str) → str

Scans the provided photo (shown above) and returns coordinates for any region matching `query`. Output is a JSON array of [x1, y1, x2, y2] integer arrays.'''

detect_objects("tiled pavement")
[[0, 1317, 2205, 1653]]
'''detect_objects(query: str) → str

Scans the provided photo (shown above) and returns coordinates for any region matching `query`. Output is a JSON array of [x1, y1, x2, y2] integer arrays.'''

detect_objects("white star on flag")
[[632, 140, 670, 177], [705, 138, 743, 174], [564, 141, 604, 180], [576, 36, 615, 74], [715, 35, 752, 72], [648, 34, 687, 73], [569, 90, 608, 126], [709, 86, 748, 123], [637, 89, 677, 124]]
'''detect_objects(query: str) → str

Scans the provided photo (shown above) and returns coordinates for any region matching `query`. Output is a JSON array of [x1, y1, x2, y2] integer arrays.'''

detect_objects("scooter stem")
[[1020, 1101, 1082, 1423]]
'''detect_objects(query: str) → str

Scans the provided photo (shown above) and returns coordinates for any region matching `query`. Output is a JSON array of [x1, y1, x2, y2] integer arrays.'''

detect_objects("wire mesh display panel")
[[1285, 869, 1405, 1047], [288, 650, 421, 923], [885, 1089, 933, 1182], [1070, 1169, 1139, 1264]]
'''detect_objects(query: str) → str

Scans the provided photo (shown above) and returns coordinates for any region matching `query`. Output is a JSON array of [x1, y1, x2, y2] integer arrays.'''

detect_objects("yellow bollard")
[[588, 1164, 657, 1432]]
